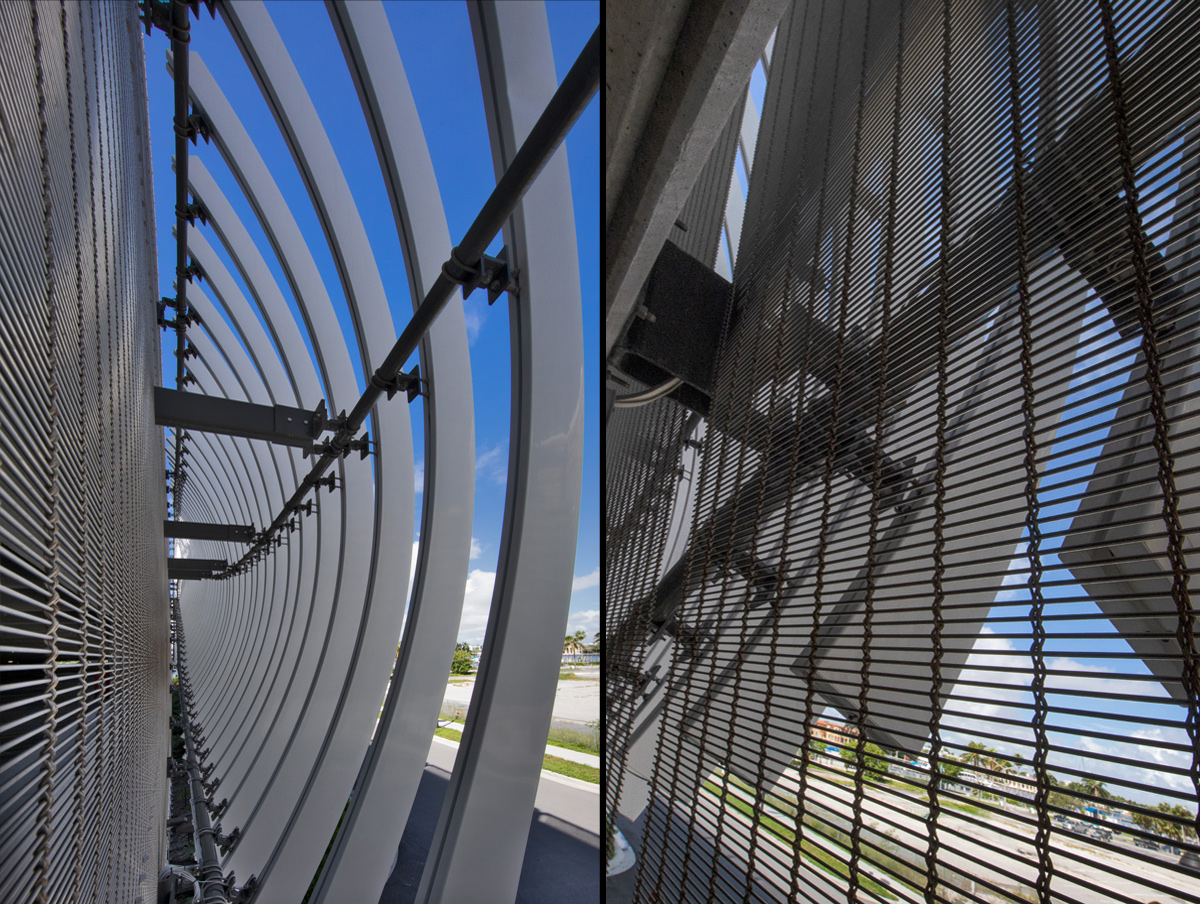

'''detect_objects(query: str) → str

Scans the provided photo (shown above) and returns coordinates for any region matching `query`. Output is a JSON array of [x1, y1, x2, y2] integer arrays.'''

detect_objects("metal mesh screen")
[[606, 0, 1200, 902], [0, 2, 168, 901]]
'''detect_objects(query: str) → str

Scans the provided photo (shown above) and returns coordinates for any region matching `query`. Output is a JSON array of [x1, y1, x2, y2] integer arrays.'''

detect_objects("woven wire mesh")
[[607, 0, 1200, 902], [0, 3, 168, 901]]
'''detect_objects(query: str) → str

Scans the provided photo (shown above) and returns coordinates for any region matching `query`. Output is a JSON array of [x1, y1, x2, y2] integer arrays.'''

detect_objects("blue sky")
[[145, 1, 599, 645]]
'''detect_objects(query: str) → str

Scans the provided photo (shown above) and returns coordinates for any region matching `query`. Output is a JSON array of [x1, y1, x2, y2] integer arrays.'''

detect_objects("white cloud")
[[571, 567, 599, 592], [476, 443, 508, 485], [470, 537, 483, 559], [1073, 732, 1194, 798], [414, 460, 424, 494], [456, 569, 496, 645], [402, 543, 490, 644], [567, 608, 599, 638], [463, 304, 484, 345], [934, 627, 1192, 804]]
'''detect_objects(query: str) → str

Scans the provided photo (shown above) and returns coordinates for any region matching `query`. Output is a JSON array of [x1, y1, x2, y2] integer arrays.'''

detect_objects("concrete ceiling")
[[605, 0, 789, 357]]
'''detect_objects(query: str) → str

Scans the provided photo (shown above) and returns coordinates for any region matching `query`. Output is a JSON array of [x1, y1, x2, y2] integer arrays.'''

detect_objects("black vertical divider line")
[[924, 0, 955, 901], [1007, 3, 1054, 903]]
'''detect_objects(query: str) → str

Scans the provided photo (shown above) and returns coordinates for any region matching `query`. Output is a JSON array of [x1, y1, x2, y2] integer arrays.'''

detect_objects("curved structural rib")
[[416, 3, 586, 902], [312, 1, 477, 900], [183, 163, 329, 804], [182, 53, 364, 861], [215, 3, 415, 899]]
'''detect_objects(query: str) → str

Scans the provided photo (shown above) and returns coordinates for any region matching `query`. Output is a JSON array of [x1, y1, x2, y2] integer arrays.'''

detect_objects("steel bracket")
[[347, 432, 374, 459], [384, 365, 426, 402], [464, 246, 518, 305], [138, 0, 172, 36], [215, 825, 240, 855], [228, 874, 258, 903], [183, 259, 204, 283], [187, 111, 212, 145], [184, 202, 208, 226]]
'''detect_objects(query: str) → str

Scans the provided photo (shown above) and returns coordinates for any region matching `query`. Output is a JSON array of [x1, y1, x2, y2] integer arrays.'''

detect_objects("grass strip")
[[433, 726, 599, 783], [546, 725, 599, 755], [438, 718, 599, 756], [701, 780, 897, 901], [542, 754, 600, 784]]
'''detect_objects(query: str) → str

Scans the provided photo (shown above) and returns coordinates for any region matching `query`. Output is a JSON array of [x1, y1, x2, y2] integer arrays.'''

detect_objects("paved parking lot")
[[442, 667, 600, 724]]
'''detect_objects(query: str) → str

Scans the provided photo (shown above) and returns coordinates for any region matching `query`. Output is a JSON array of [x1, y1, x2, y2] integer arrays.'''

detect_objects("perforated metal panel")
[[607, 1, 1200, 902], [0, 2, 168, 902]]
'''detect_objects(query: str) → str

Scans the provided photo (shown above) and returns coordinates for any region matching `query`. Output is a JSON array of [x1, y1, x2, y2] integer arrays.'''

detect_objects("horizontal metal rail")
[[168, 558, 228, 580], [163, 520, 254, 543], [154, 385, 326, 449], [220, 24, 599, 577]]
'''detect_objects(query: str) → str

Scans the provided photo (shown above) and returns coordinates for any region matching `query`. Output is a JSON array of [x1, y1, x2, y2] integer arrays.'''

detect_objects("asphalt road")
[[608, 763, 1200, 904]]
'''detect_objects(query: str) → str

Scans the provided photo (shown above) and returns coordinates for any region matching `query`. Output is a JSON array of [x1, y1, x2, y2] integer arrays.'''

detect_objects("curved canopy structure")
[[0, 2, 596, 902]]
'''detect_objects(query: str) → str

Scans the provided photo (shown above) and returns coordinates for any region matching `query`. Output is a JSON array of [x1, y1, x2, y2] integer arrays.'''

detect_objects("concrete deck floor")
[[378, 737, 601, 904]]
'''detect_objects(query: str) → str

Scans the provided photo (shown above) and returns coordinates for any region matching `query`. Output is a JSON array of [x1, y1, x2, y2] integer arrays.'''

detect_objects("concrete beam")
[[605, 0, 788, 356]]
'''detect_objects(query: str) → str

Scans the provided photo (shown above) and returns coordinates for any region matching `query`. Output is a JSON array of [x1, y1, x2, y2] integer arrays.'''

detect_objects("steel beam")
[[153, 386, 325, 449], [169, 559, 228, 580], [164, 521, 255, 543], [605, 0, 790, 355]]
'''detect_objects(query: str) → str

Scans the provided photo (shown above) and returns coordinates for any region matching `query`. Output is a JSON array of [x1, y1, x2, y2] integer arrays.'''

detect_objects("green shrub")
[[450, 650, 474, 675]]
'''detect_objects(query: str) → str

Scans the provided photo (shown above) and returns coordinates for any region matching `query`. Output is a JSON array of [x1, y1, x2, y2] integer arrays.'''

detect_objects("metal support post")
[[173, 614, 232, 903], [171, 597, 256, 902]]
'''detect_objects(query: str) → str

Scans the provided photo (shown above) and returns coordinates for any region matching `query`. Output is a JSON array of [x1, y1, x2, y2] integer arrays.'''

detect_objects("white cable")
[[612, 377, 684, 408]]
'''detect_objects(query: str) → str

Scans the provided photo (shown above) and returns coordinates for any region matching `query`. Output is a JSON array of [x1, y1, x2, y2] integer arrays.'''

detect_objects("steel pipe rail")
[[219, 20, 599, 578], [173, 613, 234, 904]]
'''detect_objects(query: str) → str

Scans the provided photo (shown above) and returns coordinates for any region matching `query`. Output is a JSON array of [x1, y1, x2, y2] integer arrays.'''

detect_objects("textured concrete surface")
[[605, 0, 790, 355]]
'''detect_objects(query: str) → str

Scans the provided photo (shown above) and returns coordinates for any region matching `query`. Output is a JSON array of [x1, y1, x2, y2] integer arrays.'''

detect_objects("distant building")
[[959, 768, 1037, 800], [810, 719, 860, 750]]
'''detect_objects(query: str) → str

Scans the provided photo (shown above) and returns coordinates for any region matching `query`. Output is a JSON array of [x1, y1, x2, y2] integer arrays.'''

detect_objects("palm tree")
[[564, 630, 587, 657], [961, 742, 990, 770], [961, 742, 993, 798]]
